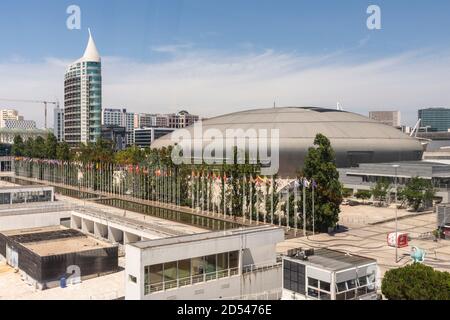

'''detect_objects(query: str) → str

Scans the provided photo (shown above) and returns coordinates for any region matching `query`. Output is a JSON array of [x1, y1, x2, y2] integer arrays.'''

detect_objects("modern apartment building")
[[64, 29, 102, 147], [369, 111, 401, 127], [103, 108, 135, 146], [418, 108, 450, 132], [53, 106, 64, 142], [168, 110, 199, 128], [0, 110, 23, 123]]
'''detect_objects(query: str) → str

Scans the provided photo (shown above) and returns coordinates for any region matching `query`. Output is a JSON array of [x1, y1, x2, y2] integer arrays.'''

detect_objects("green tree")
[[12, 135, 25, 156], [77, 138, 114, 163], [24, 137, 34, 158], [371, 179, 391, 206], [33, 136, 47, 159], [342, 187, 353, 198], [56, 142, 72, 161], [301, 133, 342, 231], [382, 263, 450, 300], [115, 146, 147, 165], [401, 177, 435, 211], [45, 133, 58, 159], [355, 190, 371, 204]]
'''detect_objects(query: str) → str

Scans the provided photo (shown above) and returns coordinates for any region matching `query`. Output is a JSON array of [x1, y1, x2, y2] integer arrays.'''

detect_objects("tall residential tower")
[[64, 29, 102, 146]]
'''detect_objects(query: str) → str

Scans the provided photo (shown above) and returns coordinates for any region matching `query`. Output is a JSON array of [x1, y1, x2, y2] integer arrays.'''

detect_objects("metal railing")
[[145, 267, 240, 295], [242, 261, 282, 274]]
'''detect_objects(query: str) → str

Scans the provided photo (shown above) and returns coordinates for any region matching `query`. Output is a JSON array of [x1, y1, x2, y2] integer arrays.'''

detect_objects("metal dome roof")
[[152, 107, 424, 176]]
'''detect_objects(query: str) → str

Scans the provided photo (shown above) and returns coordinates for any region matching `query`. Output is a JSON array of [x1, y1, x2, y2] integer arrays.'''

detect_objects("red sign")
[[387, 232, 409, 248]]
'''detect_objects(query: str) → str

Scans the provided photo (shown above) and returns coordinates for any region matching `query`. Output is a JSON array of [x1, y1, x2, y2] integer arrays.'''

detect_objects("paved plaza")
[[278, 204, 450, 279]]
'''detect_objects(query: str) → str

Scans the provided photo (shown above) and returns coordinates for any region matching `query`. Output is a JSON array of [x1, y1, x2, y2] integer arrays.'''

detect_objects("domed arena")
[[151, 107, 424, 177]]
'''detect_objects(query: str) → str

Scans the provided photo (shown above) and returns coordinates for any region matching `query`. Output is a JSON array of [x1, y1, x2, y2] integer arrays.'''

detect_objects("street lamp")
[[392, 164, 400, 263]]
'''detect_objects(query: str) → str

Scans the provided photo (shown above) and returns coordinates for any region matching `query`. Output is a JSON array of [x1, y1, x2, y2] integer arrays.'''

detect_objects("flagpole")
[[303, 178, 306, 237], [312, 180, 315, 236]]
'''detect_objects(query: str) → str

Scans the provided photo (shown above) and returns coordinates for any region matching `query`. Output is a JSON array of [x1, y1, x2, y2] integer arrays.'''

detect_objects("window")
[[347, 279, 357, 289], [358, 276, 367, 286], [307, 288, 319, 299], [336, 282, 347, 293], [217, 252, 229, 278], [205, 254, 217, 281], [229, 251, 239, 275], [128, 275, 137, 283], [191, 257, 205, 284], [320, 281, 331, 292], [163, 261, 177, 289], [308, 277, 319, 288]]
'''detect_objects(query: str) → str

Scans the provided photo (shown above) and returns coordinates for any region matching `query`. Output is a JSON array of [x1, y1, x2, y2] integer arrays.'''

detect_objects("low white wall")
[[0, 211, 71, 231]]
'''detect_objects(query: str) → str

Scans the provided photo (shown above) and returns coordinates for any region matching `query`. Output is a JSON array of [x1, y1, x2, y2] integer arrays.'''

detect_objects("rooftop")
[[2, 226, 113, 257], [287, 248, 376, 272], [131, 225, 282, 250]]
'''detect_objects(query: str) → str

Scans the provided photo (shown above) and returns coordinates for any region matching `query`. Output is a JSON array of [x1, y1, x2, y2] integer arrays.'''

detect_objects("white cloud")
[[0, 48, 449, 129]]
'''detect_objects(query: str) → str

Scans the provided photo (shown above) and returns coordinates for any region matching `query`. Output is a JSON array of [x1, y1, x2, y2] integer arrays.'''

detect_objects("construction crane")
[[0, 98, 59, 129]]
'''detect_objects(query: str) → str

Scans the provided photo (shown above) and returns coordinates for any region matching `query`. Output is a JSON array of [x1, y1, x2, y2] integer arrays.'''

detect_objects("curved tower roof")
[[79, 29, 101, 63]]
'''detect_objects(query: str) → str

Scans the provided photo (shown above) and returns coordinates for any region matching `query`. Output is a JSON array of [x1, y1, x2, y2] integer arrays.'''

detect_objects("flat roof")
[[131, 225, 282, 250], [286, 248, 376, 272], [2, 226, 113, 257], [0, 185, 53, 192]]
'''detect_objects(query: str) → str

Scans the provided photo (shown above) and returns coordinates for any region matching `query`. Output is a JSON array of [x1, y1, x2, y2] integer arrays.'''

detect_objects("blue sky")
[[0, 1, 450, 127]]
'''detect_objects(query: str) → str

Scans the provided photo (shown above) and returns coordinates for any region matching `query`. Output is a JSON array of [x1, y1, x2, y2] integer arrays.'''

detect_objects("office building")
[[103, 108, 135, 145], [418, 108, 450, 132], [133, 111, 199, 130], [0, 109, 35, 130], [53, 106, 64, 142], [1, 119, 36, 130], [0, 110, 23, 123], [64, 29, 102, 147], [125, 226, 284, 300], [134, 127, 175, 148], [101, 125, 126, 151], [369, 111, 401, 127], [282, 248, 378, 300], [168, 110, 199, 128]]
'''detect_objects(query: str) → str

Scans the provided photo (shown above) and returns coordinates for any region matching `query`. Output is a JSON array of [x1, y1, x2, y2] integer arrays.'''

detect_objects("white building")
[[369, 111, 401, 127], [134, 127, 175, 148], [64, 29, 102, 147], [0, 110, 23, 123], [103, 108, 135, 146], [125, 226, 284, 300], [53, 106, 64, 142], [1, 119, 36, 130], [282, 248, 378, 300]]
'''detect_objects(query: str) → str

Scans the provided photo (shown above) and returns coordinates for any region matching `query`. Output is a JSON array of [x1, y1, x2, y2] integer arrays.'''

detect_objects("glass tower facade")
[[419, 108, 450, 132], [64, 30, 102, 146]]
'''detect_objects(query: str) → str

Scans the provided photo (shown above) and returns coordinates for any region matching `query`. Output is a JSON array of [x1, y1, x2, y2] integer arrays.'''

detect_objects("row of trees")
[[12, 134, 152, 165], [12, 134, 72, 161], [10, 133, 343, 232], [351, 177, 436, 212]]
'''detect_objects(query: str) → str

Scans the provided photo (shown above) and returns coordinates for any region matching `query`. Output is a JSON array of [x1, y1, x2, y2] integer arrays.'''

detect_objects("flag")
[[303, 178, 310, 188], [312, 179, 318, 189]]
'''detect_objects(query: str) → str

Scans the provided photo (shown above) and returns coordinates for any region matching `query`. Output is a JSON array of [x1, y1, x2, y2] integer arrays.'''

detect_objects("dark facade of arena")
[[151, 107, 424, 177]]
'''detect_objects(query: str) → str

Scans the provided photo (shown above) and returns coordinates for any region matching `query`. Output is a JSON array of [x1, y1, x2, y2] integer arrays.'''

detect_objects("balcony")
[[145, 267, 239, 295]]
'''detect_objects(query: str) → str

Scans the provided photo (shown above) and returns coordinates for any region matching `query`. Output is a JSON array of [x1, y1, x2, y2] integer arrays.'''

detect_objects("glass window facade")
[[144, 250, 240, 295], [419, 108, 450, 132], [283, 260, 306, 295]]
